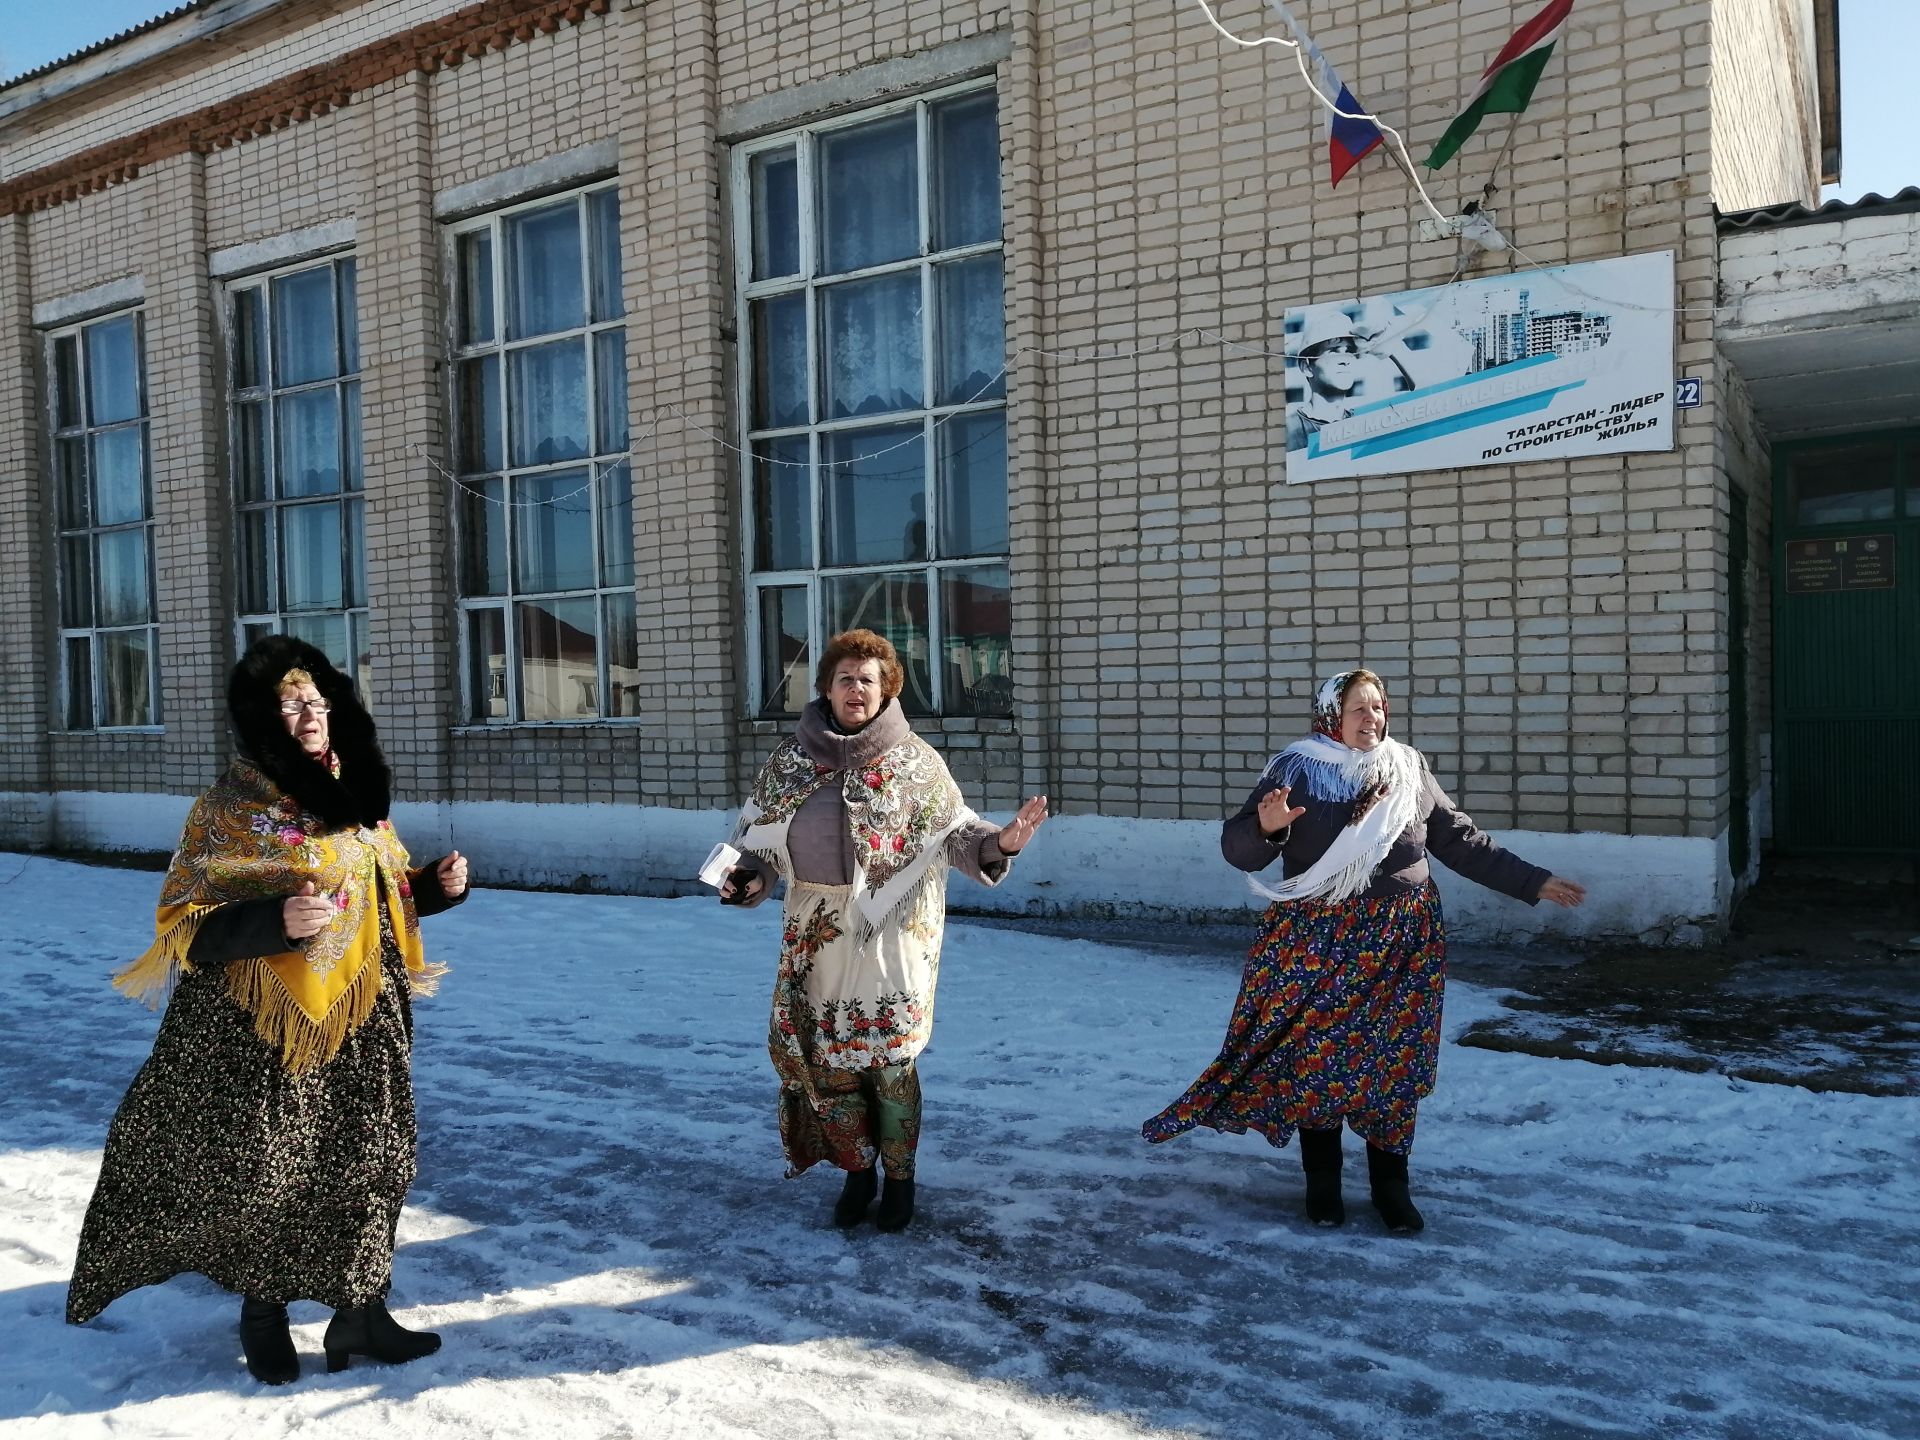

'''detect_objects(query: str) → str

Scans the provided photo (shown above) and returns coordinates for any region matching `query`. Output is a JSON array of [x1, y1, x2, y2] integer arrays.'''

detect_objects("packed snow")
[[0, 853, 1914, 1439]]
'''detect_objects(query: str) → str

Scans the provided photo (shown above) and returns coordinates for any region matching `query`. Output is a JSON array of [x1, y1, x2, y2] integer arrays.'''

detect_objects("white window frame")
[[47, 307, 162, 732], [445, 179, 636, 727], [223, 253, 369, 689], [732, 77, 1012, 719]]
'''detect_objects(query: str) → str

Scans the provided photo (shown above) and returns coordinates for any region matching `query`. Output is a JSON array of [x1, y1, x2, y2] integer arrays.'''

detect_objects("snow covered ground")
[[1, 853, 1915, 1440]]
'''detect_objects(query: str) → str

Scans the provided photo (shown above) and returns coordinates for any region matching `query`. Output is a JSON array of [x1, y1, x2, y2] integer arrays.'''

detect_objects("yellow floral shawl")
[[114, 758, 446, 1073]]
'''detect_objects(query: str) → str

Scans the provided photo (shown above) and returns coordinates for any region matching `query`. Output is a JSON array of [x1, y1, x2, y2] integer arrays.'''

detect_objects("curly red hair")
[[815, 629, 905, 701]]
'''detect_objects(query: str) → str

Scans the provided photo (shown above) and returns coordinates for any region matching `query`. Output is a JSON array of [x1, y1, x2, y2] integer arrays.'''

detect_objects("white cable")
[[1188, 0, 1454, 230], [1506, 241, 1718, 318]]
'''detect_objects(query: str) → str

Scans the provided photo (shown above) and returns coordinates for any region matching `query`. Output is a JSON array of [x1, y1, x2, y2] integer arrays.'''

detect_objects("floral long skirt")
[[1141, 882, 1445, 1157], [769, 881, 936, 1178]]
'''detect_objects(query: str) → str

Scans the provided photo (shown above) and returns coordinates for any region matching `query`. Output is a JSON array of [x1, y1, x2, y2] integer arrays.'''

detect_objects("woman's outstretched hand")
[[437, 851, 469, 898], [1539, 876, 1586, 908], [1257, 785, 1307, 839], [997, 795, 1050, 856]]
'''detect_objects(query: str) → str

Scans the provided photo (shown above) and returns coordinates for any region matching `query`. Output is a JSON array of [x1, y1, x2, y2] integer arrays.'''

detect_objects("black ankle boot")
[[239, 1296, 299, 1386], [833, 1166, 879, 1228], [1366, 1144, 1425, 1234], [323, 1299, 441, 1373], [874, 1176, 916, 1233], [1298, 1127, 1345, 1227]]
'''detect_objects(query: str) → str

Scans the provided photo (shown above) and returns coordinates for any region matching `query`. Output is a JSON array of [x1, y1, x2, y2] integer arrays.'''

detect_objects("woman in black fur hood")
[[67, 635, 471, 1387]]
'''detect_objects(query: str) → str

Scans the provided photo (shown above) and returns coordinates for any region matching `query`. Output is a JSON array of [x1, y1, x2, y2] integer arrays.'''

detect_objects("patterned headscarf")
[[1311, 669, 1389, 742]]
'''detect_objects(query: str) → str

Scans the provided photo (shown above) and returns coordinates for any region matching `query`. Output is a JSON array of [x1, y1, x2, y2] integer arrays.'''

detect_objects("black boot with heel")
[[1366, 1143, 1425, 1234], [322, 1299, 441, 1373], [239, 1296, 299, 1386], [1298, 1126, 1346, 1227], [874, 1176, 916, 1233], [833, 1166, 879, 1228]]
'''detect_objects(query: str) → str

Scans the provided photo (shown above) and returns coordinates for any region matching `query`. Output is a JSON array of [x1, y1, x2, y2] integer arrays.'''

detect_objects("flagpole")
[[1477, 111, 1524, 209]]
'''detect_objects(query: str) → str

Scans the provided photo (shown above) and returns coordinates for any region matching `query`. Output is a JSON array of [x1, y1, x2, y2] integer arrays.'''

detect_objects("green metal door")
[[1771, 430, 1920, 854]]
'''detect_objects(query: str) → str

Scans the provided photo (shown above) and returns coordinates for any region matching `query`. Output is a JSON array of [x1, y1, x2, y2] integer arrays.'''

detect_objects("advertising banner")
[[1283, 251, 1676, 484]]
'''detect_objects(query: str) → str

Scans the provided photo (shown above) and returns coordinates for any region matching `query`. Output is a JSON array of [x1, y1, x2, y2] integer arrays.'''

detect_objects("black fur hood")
[[229, 635, 391, 829]]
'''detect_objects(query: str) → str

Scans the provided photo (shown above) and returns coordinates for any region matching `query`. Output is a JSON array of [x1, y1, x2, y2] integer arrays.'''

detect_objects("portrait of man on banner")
[[1283, 307, 1419, 454]]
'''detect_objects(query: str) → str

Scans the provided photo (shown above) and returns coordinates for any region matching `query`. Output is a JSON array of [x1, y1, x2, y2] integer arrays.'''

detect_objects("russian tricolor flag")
[[1268, 1, 1385, 187]]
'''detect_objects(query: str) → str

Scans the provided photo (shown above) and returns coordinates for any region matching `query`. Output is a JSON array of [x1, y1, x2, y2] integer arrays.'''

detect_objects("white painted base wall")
[[5, 792, 1735, 944]]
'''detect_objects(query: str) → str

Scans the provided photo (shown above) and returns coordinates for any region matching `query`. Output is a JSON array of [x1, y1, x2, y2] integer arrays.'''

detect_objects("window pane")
[[345, 498, 365, 608], [56, 437, 88, 529], [90, 427, 146, 526], [284, 611, 348, 672], [272, 268, 339, 385], [348, 611, 372, 709], [235, 400, 268, 502], [456, 355, 503, 474], [338, 260, 360, 374], [942, 564, 1013, 717], [824, 570, 933, 714], [277, 389, 342, 497], [604, 590, 639, 717], [343, 381, 363, 491], [459, 230, 497, 345], [932, 91, 1002, 249], [822, 272, 923, 420], [1788, 442, 1896, 525], [99, 629, 153, 727], [598, 460, 633, 588], [53, 336, 82, 428], [750, 293, 808, 429], [242, 619, 277, 648], [754, 435, 812, 571], [282, 502, 344, 611], [237, 507, 273, 614], [938, 410, 1007, 557], [95, 529, 151, 626], [751, 147, 800, 280], [459, 355, 503, 474], [513, 469, 595, 594], [758, 586, 810, 717], [231, 287, 267, 390], [517, 596, 598, 722], [468, 608, 509, 723], [60, 536, 92, 628], [936, 255, 1006, 405], [822, 424, 925, 567], [589, 188, 624, 322], [65, 636, 94, 730], [818, 113, 919, 274], [507, 200, 585, 339], [86, 316, 142, 425], [508, 339, 589, 467], [594, 329, 629, 454], [460, 478, 508, 597]]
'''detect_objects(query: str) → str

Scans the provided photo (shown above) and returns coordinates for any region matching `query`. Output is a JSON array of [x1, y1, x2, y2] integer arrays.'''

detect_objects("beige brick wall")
[[0, 215, 51, 793], [0, 0, 1813, 888], [1709, 0, 1821, 212]]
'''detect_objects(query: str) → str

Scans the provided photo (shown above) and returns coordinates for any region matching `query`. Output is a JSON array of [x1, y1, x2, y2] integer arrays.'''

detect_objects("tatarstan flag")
[[1424, 0, 1574, 170]]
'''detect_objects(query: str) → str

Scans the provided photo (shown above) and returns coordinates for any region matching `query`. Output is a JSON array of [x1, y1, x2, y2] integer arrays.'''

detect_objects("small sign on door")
[[1784, 534, 1896, 594]]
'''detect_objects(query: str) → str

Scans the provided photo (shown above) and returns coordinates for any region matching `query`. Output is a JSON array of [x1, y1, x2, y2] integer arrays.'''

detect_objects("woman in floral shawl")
[[67, 636, 468, 1387], [1143, 669, 1585, 1233], [723, 629, 1048, 1233]]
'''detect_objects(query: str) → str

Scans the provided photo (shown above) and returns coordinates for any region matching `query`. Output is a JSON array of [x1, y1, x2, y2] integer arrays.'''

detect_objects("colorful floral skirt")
[[769, 881, 938, 1177], [1141, 881, 1445, 1157]]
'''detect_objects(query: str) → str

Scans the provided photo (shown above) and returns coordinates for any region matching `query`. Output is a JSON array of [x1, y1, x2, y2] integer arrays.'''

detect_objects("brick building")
[[0, 0, 1883, 943]]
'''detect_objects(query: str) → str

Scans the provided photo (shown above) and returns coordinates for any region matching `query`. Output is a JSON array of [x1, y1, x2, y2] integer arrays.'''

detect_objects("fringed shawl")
[[735, 729, 977, 945], [114, 759, 446, 1074]]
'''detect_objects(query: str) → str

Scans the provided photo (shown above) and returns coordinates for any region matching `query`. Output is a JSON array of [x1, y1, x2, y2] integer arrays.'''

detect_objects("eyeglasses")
[[278, 699, 332, 716]]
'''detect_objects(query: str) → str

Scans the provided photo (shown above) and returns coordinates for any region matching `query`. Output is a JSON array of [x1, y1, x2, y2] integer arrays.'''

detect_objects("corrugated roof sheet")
[[1718, 186, 1920, 233], [0, 4, 204, 96]]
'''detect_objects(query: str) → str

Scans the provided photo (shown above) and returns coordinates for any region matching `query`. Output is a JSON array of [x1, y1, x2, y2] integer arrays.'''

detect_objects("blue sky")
[[2, 1, 1914, 202]]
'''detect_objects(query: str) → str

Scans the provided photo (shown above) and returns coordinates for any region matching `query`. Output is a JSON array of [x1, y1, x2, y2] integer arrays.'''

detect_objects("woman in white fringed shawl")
[[1143, 669, 1584, 1234], [721, 629, 1048, 1234]]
